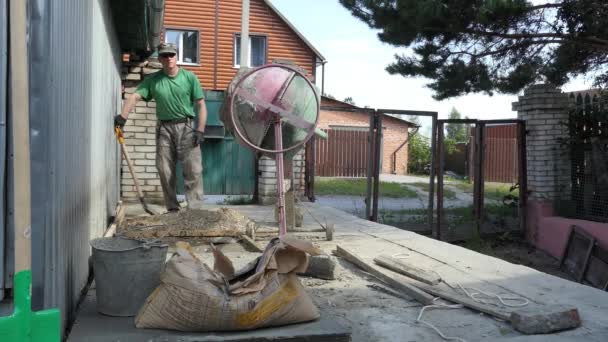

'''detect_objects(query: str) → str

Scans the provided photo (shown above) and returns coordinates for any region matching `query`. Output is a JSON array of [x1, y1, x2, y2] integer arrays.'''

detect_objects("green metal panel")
[[177, 90, 255, 195]]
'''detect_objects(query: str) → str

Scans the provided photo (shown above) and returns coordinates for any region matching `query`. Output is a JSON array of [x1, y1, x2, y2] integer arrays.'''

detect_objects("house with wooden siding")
[[318, 97, 417, 176], [119, 0, 326, 202], [162, 0, 325, 91]]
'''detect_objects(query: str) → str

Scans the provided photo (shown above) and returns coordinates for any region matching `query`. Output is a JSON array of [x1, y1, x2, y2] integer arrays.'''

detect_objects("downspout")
[[148, 0, 165, 50], [391, 126, 419, 174], [321, 61, 326, 96], [240, 0, 250, 68]]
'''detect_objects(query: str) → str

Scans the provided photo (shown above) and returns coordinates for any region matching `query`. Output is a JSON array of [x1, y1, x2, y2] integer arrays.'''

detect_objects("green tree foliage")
[[343, 96, 356, 105], [408, 133, 431, 174], [339, 0, 608, 99], [445, 108, 468, 142], [443, 108, 470, 153]]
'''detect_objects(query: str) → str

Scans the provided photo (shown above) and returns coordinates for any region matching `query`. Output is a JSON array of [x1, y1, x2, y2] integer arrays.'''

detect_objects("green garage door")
[[178, 91, 256, 195]]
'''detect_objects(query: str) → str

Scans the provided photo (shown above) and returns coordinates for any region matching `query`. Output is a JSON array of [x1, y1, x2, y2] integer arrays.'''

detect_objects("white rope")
[[416, 298, 467, 342], [456, 283, 529, 308]]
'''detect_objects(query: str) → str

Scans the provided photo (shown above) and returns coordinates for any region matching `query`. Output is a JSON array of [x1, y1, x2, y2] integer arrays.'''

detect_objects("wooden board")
[[374, 255, 441, 285], [560, 226, 594, 282]]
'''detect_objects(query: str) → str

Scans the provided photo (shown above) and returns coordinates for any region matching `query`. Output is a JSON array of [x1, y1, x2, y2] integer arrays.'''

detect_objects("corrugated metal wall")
[[28, 0, 121, 329], [164, 0, 316, 90], [0, 0, 7, 302]]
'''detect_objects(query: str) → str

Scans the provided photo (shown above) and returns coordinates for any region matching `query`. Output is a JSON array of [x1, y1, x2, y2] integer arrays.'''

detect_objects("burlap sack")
[[135, 236, 322, 331]]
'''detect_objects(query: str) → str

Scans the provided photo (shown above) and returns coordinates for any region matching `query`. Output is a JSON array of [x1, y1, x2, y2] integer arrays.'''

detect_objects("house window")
[[234, 34, 267, 67], [164, 29, 199, 65]]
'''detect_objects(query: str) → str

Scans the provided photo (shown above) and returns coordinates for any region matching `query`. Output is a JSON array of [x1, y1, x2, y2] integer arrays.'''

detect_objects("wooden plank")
[[336, 246, 514, 321], [374, 255, 441, 285], [561, 226, 595, 282], [335, 246, 435, 305]]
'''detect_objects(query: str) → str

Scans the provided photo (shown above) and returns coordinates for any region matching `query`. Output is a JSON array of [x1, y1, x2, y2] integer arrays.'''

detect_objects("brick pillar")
[[257, 149, 306, 205], [120, 55, 164, 203], [513, 84, 570, 202]]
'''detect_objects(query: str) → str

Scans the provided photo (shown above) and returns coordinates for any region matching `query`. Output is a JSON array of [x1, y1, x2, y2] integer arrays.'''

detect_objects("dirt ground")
[[454, 236, 574, 281]]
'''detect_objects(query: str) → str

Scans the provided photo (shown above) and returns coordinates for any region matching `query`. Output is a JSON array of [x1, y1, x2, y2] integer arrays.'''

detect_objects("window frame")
[[233, 33, 268, 68], [163, 27, 201, 66]]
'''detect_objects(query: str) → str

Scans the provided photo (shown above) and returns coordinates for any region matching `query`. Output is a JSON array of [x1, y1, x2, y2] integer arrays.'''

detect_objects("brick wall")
[[258, 151, 306, 205], [512, 84, 570, 201], [318, 109, 411, 174], [120, 55, 164, 202]]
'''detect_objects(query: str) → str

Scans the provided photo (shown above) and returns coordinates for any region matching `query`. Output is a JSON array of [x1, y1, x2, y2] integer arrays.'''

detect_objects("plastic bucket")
[[90, 237, 168, 316]]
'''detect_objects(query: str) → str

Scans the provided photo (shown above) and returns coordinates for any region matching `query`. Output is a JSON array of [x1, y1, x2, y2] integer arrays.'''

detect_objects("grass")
[[410, 182, 457, 200], [315, 178, 417, 198], [442, 180, 519, 202], [378, 204, 517, 227]]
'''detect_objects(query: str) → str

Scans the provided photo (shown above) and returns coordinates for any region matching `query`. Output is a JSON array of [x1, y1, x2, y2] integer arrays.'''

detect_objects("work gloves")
[[114, 115, 127, 128], [194, 130, 205, 146]]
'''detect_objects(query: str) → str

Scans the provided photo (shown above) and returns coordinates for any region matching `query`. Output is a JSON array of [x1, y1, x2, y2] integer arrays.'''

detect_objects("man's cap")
[[158, 43, 177, 55]]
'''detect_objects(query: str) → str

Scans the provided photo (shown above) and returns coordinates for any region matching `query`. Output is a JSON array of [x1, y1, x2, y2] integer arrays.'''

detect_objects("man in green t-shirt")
[[115, 43, 206, 211]]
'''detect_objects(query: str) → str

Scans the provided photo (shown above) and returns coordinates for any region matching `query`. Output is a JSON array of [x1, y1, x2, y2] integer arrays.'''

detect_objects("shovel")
[[114, 126, 155, 215], [0, 1, 61, 339]]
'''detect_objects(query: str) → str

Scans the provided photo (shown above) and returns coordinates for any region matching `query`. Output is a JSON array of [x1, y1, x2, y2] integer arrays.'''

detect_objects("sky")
[[270, 0, 591, 131]]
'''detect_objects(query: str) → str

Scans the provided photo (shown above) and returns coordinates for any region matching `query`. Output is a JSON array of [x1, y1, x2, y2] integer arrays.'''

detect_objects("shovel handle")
[[115, 126, 155, 215], [10, 0, 32, 274]]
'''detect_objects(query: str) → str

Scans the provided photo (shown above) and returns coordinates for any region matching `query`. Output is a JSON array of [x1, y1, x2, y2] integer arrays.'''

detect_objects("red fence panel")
[[315, 129, 369, 177]]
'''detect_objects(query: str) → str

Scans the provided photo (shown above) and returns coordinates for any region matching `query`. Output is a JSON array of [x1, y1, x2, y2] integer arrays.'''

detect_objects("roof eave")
[[263, 0, 327, 63]]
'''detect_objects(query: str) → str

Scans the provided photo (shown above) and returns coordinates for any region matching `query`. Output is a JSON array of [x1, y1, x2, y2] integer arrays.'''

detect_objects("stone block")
[[143, 68, 158, 75], [135, 146, 156, 152], [133, 120, 156, 127], [135, 106, 156, 114], [126, 73, 141, 81], [135, 133, 155, 140], [300, 255, 337, 280], [124, 138, 145, 145], [127, 113, 147, 120], [135, 160, 156, 166], [146, 179, 161, 186]]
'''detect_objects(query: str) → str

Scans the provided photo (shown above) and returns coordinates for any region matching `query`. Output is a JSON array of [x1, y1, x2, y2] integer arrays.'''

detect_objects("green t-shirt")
[[136, 68, 205, 121]]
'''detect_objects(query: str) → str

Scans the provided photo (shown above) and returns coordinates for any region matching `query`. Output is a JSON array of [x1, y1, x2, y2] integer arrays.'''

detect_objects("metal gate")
[[435, 119, 527, 241], [177, 91, 256, 195]]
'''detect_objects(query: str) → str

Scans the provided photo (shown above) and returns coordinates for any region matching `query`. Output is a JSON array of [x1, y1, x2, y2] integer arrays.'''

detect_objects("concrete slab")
[[67, 288, 351, 342], [113, 201, 608, 341]]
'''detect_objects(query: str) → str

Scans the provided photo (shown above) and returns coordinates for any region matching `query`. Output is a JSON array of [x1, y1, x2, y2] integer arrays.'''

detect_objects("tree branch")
[[527, 3, 563, 11], [449, 39, 563, 58]]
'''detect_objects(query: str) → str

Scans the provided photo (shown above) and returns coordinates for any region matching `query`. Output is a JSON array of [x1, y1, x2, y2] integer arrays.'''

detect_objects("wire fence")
[[556, 91, 608, 223]]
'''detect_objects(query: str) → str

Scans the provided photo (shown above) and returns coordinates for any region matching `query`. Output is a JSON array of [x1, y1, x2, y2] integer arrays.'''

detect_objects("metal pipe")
[[428, 116, 437, 235], [390, 126, 418, 174], [321, 62, 326, 95], [436, 122, 445, 241], [239, 0, 250, 68], [365, 111, 375, 219], [372, 112, 383, 222], [148, 0, 165, 49], [275, 118, 287, 236], [518, 122, 528, 233]]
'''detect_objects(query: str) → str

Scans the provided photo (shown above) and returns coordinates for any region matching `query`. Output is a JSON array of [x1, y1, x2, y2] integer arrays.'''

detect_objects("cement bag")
[[135, 236, 322, 331]]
